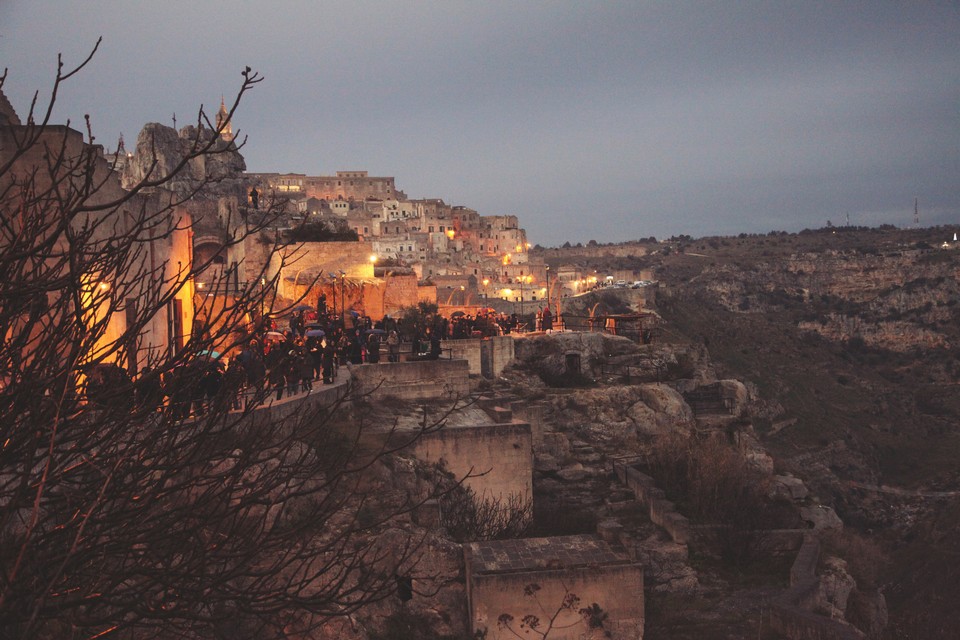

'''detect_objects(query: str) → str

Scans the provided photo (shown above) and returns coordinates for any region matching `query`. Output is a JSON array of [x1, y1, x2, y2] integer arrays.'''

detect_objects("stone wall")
[[246, 379, 350, 431], [412, 422, 532, 504], [464, 536, 644, 640], [442, 335, 515, 378], [349, 359, 471, 401], [270, 240, 375, 299], [613, 461, 691, 545], [442, 339, 483, 374]]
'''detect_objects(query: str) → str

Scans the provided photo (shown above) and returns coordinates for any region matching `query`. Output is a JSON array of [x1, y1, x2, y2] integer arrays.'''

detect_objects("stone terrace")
[[467, 535, 631, 574]]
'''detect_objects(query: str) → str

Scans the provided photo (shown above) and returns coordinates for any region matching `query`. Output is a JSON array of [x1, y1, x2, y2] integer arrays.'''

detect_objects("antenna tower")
[[914, 197, 919, 227]]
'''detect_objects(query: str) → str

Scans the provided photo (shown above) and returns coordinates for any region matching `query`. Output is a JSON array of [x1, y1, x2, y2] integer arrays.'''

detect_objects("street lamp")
[[338, 270, 346, 318], [545, 266, 551, 312], [519, 275, 532, 319]]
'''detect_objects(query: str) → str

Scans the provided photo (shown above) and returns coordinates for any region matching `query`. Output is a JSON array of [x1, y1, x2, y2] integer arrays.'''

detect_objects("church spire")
[[216, 95, 233, 142]]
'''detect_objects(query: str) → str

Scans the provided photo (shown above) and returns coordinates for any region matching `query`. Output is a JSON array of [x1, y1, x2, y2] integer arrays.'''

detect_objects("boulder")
[[816, 556, 856, 620], [801, 504, 844, 531], [557, 463, 589, 482], [637, 384, 695, 426], [769, 474, 810, 502]]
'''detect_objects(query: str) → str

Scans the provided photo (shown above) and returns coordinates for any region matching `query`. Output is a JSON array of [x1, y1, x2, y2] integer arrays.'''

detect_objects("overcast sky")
[[2, 2, 958, 246]]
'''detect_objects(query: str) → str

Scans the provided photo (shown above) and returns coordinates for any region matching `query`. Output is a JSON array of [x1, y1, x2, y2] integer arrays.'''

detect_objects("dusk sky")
[[2, 2, 958, 247]]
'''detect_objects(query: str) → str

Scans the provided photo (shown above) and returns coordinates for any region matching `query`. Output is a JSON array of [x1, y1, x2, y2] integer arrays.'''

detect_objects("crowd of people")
[[80, 298, 560, 419]]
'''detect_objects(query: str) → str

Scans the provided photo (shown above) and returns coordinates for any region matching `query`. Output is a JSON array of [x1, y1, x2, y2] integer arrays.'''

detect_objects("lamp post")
[[519, 277, 525, 318], [339, 270, 346, 318], [545, 265, 551, 312]]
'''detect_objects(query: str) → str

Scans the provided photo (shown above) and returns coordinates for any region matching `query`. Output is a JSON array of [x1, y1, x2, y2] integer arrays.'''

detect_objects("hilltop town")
[[3, 75, 959, 640]]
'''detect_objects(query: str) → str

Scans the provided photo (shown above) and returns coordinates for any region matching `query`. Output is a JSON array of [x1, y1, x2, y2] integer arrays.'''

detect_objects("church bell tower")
[[216, 96, 233, 142]]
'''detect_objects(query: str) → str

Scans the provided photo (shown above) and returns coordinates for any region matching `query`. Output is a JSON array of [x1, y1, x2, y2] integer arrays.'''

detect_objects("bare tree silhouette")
[[0, 43, 455, 639]]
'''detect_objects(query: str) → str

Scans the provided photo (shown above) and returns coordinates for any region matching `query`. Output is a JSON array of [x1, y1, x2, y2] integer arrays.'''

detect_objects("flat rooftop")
[[466, 535, 631, 575]]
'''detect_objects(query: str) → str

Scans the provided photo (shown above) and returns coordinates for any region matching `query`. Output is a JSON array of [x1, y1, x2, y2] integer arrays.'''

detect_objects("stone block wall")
[[466, 563, 644, 640], [442, 335, 515, 378], [412, 422, 532, 504], [443, 338, 483, 374], [349, 359, 470, 401], [512, 401, 546, 448], [488, 335, 515, 377], [613, 461, 691, 545]]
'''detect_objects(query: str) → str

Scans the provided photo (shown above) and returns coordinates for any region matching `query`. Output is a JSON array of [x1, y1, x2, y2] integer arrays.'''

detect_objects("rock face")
[[816, 556, 857, 621], [122, 122, 246, 198]]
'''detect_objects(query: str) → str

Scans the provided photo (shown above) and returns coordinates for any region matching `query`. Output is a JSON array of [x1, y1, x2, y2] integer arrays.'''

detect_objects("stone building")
[[465, 535, 644, 639], [0, 96, 196, 374], [247, 170, 405, 202]]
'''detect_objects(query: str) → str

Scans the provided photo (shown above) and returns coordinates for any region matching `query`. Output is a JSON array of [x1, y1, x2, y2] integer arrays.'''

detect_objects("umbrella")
[[305, 322, 325, 329], [198, 349, 221, 359], [305, 329, 325, 337], [450, 311, 466, 318], [291, 304, 313, 312], [364, 329, 386, 335], [265, 331, 286, 341]]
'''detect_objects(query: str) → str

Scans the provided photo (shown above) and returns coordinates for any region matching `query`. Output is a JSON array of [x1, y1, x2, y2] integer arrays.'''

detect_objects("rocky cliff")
[[122, 122, 247, 198]]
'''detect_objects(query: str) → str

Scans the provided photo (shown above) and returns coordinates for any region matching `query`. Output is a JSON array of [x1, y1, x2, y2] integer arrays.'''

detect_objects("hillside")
[[538, 225, 960, 639]]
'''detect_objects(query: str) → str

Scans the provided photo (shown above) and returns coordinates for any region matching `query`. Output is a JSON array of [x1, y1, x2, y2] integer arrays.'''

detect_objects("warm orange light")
[[446, 229, 455, 238], [98, 282, 109, 291], [516, 244, 523, 252], [482, 278, 490, 287], [369, 254, 378, 263], [502, 254, 511, 265]]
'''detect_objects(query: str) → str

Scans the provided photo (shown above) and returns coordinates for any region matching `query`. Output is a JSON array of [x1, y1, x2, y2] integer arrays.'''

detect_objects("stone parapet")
[[349, 359, 470, 401]]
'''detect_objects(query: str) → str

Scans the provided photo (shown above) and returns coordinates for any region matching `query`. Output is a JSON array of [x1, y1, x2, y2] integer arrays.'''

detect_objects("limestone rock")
[[816, 556, 856, 620], [848, 588, 889, 640], [534, 453, 560, 472], [637, 384, 695, 426], [801, 504, 844, 531], [717, 378, 750, 416], [557, 463, 589, 482], [122, 122, 246, 198], [769, 474, 810, 502], [746, 450, 775, 474], [539, 431, 571, 463]]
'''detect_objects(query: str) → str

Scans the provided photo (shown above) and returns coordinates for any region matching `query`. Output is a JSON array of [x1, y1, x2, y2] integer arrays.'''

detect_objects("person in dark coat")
[[317, 293, 327, 317], [223, 359, 246, 410], [269, 363, 286, 401], [285, 350, 300, 396], [135, 367, 164, 412], [321, 340, 337, 384], [299, 350, 314, 392], [366, 333, 381, 364], [349, 335, 364, 365]]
